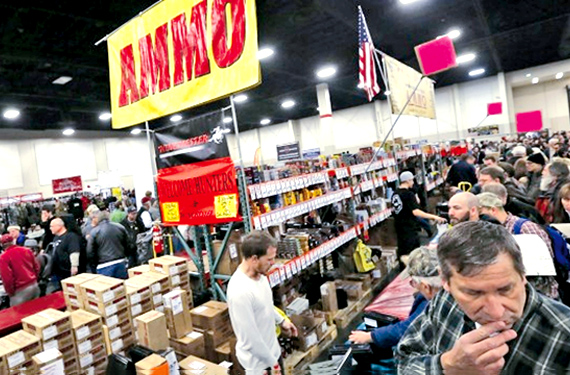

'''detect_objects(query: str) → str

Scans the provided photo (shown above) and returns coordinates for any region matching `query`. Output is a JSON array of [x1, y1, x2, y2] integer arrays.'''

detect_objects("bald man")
[[48, 218, 82, 293], [447, 192, 479, 225]]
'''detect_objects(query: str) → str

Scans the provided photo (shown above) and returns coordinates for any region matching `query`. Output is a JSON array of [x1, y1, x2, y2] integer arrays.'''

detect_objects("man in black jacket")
[[121, 206, 141, 268], [87, 211, 129, 279], [445, 154, 477, 192]]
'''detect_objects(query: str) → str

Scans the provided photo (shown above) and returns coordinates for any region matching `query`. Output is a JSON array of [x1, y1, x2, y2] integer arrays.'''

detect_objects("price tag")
[[78, 340, 93, 355], [279, 269, 286, 283], [105, 304, 118, 317], [253, 216, 261, 230], [260, 215, 268, 229], [290, 261, 298, 275], [261, 183, 268, 197], [296, 258, 302, 271], [285, 264, 292, 279], [301, 256, 307, 269], [249, 186, 256, 200], [106, 315, 119, 328], [76, 326, 90, 341], [130, 293, 141, 305]]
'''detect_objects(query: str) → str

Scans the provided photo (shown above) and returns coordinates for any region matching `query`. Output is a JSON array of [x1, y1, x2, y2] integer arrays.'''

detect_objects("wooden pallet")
[[325, 288, 374, 329], [283, 324, 338, 375]]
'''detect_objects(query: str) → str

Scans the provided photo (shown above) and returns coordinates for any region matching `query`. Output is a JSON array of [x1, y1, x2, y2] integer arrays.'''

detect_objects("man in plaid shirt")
[[396, 221, 570, 374]]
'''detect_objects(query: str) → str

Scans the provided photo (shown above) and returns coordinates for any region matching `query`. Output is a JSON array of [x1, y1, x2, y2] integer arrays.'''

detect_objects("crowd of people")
[[0, 190, 161, 307]]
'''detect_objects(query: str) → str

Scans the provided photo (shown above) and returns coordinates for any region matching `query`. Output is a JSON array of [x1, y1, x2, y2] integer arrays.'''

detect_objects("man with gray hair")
[[349, 246, 441, 349], [87, 211, 129, 278], [396, 221, 570, 374], [482, 183, 545, 224]]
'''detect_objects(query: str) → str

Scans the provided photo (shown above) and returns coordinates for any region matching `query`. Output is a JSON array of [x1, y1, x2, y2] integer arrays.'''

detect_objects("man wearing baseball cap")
[[391, 171, 446, 266], [0, 234, 40, 306], [136, 196, 153, 233]]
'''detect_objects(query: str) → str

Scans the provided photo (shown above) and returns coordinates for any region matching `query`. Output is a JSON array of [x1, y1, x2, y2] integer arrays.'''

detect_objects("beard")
[[450, 212, 470, 226]]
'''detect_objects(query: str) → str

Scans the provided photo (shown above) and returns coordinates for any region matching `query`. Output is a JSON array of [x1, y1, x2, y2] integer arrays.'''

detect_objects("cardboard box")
[[163, 290, 193, 339], [320, 282, 338, 312], [344, 273, 372, 290], [128, 264, 150, 278], [314, 317, 329, 341], [102, 307, 131, 329], [135, 311, 169, 351], [84, 295, 128, 318], [179, 355, 229, 375], [336, 280, 364, 300], [64, 293, 83, 310], [42, 330, 75, 353], [169, 331, 205, 358], [190, 302, 229, 331], [77, 345, 106, 370], [149, 256, 189, 276], [215, 341, 231, 363], [126, 283, 152, 306], [70, 310, 103, 344], [290, 312, 318, 337], [21, 309, 72, 341], [295, 328, 318, 352], [130, 298, 154, 320], [32, 348, 64, 374], [201, 326, 234, 362], [0, 330, 42, 371], [83, 356, 108, 375], [211, 230, 242, 276], [75, 331, 104, 357], [135, 354, 169, 374], [79, 276, 126, 304], [61, 274, 100, 296], [102, 325, 135, 355], [64, 357, 79, 375]]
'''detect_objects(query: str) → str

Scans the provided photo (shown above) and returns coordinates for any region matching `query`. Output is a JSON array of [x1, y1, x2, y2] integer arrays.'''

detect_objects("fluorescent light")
[[260, 118, 271, 125], [52, 76, 72, 85], [384, 90, 391, 96], [3, 109, 20, 119], [99, 112, 112, 121], [233, 94, 248, 103], [438, 29, 461, 40], [525, 73, 532, 78], [257, 48, 274, 60], [456, 53, 476, 64], [130, 128, 141, 135], [170, 114, 182, 122], [222, 128, 231, 134], [316, 66, 337, 79], [399, 0, 421, 3], [62, 128, 75, 136], [223, 117, 233, 124], [468, 68, 485, 77], [532, 77, 539, 84], [556, 72, 564, 80], [281, 100, 295, 109]]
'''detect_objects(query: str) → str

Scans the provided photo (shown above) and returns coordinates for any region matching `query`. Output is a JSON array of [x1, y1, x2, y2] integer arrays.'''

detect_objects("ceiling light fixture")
[[52, 76, 73, 85], [130, 128, 141, 135], [233, 94, 248, 103], [438, 29, 461, 40], [99, 112, 112, 121], [468, 68, 485, 77], [223, 117, 233, 124], [281, 100, 295, 109], [3, 109, 20, 119], [532, 77, 539, 84], [170, 114, 182, 122], [384, 90, 391, 96], [399, 0, 422, 4], [525, 73, 532, 78], [316, 66, 337, 79], [260, 118, 271, 125], [222, 128, 231, 134], [62, 128, 75, 136], [556, 72, 564, 80], [456, 53, 476, 64], [257, 48, 274, 60]]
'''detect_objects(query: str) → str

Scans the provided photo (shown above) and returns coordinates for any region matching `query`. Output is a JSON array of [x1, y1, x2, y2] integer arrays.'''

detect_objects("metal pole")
[[230, 96, 253, 229]]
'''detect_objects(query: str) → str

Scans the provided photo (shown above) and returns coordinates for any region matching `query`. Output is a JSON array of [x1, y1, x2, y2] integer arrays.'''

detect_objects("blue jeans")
[[97, 260, 128, 279]]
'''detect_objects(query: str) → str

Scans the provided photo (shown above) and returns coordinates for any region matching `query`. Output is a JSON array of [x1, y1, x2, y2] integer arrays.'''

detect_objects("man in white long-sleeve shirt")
[[227, 231, 298, 375]]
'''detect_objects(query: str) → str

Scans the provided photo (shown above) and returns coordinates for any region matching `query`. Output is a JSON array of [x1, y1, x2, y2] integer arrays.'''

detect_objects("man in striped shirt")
[[396, 221, 570, 374]]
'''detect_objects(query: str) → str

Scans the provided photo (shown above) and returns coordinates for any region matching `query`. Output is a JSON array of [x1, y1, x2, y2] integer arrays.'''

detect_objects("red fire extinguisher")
[[152, 223, 164, 257]]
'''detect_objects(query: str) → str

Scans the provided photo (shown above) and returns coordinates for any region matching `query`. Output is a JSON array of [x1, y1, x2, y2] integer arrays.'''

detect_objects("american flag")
[[358, 8, 380, 101]]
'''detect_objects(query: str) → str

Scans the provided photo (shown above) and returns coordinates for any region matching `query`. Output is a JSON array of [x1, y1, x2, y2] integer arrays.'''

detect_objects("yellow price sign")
[[162, 202, 181, 222], [214, 194, 238, 219]]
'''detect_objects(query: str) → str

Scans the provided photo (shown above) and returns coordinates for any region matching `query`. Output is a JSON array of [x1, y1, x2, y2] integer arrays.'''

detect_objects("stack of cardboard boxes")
[[21, 309, 77, 373], [190, 301, 234, 363], [163, 290, 193, 339], [32, 348, 64, 375], [61, 273, 100, 311], [128, 264, 150, 278], [78, 276, 135, 355], [125, 276, 155, 326], [149, 256, 193, 310], [135, 353, 169, 375], [179, 355, 229, 375], [70, 310, 107, 374], [0, 330, 42, 374]]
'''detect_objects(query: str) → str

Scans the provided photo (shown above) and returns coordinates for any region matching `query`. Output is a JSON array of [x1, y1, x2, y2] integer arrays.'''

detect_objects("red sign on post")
[[415, 36, 458, 76], [487, 102, 503, 116], [52, 176, 83, 194], [516, 111, 543, 133]]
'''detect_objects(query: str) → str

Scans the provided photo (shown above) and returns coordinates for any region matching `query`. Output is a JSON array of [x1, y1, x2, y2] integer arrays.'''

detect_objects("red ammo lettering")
[[117, 0, 247, 108]]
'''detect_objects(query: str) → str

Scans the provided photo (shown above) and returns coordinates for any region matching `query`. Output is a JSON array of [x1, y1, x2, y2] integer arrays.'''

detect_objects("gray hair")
[[546, 161, 570, 180], [97, 211, 110, 222], [481, 183, 508, 202], [438, 221, 525, 280]]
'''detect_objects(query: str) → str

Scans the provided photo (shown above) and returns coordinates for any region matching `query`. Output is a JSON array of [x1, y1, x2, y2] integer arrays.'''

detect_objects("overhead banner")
[[107, 0, 261, 129], [384, 55, 436, 119], [154, 110, 241, 226], [52, 176, 83, 194], [277, 142, 301, 161], [467, 125, 500, 136]]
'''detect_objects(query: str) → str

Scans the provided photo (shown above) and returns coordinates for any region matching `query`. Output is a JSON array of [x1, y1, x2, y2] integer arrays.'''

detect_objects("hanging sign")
[[467, 125, 500, 136], [384, 54, 436, 119], [52, 176, 83, 194], [277, 142, 301, 161], [302, 148, 321, 159], [154, 110, 241, 226], [107, 0, 261, 129]]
